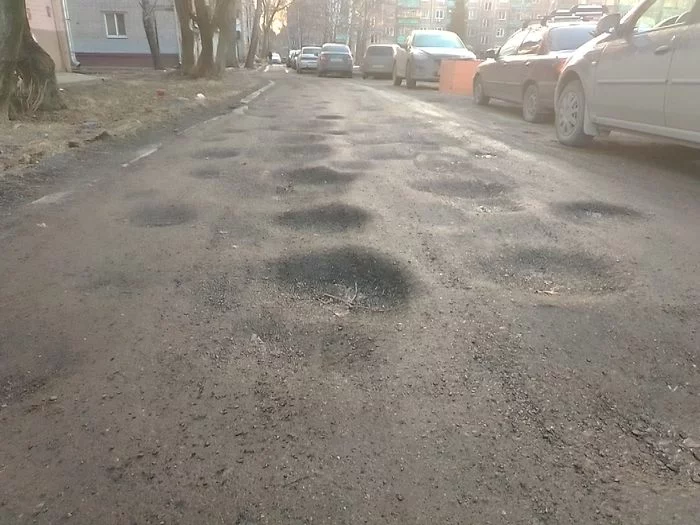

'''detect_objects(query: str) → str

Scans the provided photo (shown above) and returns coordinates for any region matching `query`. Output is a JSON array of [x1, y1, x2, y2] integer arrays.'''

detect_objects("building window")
[[481, 19, 490, 28], [483, 1, 493, 10], [435, 9, 445, 20], [46, 6, 52, 17], [480, 35, 489, 44], [468, 27, 476, 36], [496, 28, 505, 37], [498, 10, 506, 20], [104, 12, 127, 38], [468, 9, 476, 19]]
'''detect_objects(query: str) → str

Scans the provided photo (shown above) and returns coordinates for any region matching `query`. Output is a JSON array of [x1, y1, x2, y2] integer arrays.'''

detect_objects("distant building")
[[26, 0, 72, 72], [65, 0, 180, 67]]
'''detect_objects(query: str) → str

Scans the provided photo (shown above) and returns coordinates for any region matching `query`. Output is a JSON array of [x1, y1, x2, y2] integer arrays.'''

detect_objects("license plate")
[[331, 58, 343, 63]]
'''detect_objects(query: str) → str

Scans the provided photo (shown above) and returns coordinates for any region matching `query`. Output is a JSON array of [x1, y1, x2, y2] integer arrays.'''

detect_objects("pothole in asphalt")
[[282, 166, 358, 185], [332, 159, 372, 170], [192, 147, 240, 159], [279, 133, 328, 144], [316, 114, 345, 120], [414, 155, 475, 173], [278, 143, 333, 158], [411, 178, 511, 199], [129, 203, 196, 227], [275, 204, 371, 232], [482, 246, 626, 294], [273, 246, 413, 309], [553, 201, 643, 220], [192, 167, 221, 179]]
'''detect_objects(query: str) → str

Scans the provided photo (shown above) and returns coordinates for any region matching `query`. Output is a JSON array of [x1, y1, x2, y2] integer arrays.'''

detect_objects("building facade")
[[27, 0, 73, 72], [65, 0, 180, 67]]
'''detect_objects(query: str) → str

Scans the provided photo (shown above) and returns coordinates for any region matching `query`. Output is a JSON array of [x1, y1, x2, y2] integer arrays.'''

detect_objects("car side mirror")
[[485, 48, 497, 59], [595, 13, 621, 36]]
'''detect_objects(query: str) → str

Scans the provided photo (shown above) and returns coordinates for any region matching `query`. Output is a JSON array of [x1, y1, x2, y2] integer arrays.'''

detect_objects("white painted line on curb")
[[121, 144, 161, 168], [31, 191, 72, 205], [240, 81, 275, 105]]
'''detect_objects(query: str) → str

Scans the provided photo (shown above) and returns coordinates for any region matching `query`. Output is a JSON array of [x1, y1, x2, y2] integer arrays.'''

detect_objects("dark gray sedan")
[[361, 44, 396, 79], [318, 44, 354, 77]]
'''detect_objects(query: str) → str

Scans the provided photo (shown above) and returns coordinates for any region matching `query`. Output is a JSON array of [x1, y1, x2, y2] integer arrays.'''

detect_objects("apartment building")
[[26, 0, 73, 72], [65, 0, 180, 67]]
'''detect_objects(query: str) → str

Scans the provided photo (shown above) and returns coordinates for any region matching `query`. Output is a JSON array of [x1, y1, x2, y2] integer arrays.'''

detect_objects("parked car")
[[555, 0, 700, 148], [287, 50, 299, 68], [318, 43, 354, 77], [297, 46, 321, 73], [393, 30, 476, 88], [361, 44, 396, 79], [270, 52, 282, 64], [473, 22, 597, 122]]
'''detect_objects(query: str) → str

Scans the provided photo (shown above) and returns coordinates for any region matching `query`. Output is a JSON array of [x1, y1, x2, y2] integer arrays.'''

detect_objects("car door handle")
[[654, 45, 672, 55]]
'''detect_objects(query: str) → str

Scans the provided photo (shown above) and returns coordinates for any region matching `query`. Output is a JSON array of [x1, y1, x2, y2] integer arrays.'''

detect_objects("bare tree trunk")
[[193, 0, 216, 77], [0, 0, 24, 121], [16, 28, 65, 111], [215, 0, 236, 75], [244, 0, 263, 69], [174, 0, 196, 74], [141, 0, 163, 69]]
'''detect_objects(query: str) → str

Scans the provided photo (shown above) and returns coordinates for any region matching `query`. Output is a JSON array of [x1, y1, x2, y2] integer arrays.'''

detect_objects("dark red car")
[[473, 22, 597, 122]]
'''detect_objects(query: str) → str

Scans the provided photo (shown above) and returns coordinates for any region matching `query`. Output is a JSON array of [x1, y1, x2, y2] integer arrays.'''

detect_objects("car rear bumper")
[[298, 62, 318, 70], [319, 64, 353, 73]]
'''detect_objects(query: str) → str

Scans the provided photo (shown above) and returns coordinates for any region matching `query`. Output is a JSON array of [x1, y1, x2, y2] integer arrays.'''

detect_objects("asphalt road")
[[1, 65, 699, 524]]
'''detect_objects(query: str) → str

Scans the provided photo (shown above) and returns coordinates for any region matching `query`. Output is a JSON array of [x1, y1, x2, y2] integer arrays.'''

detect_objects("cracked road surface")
[[1, 69, 699, 524]]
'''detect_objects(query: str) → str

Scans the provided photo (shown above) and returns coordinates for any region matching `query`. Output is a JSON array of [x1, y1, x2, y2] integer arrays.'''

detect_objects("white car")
[[270, 52, 282, 64], [393, 30, 476, 88], [555, 0, 700, 148]]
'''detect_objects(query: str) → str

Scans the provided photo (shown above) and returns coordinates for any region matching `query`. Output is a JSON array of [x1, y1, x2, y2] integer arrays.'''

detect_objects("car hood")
[[413, 47, 476, 60]]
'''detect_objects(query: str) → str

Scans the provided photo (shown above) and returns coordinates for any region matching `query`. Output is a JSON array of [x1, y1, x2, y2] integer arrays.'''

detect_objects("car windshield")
[[366, 46, 393, 57], [323, 45, 349, 53], [549, 26, 596, 51], [301, 48, 321, 56], [412, 33, 464, 48]]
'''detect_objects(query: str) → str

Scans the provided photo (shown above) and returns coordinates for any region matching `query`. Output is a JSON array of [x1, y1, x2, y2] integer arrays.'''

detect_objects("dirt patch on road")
[[411, 178, 512, 199], [275, 204, 371, 232], [482, 246, 627, 294], [129, 203, 197, 227], [553, 201, 644, 221], [273, 246, 414, 309]]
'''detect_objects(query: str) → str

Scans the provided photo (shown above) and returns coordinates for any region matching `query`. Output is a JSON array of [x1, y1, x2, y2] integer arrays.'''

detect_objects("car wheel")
[[406, 61, 417, 89], [522, 83, 545, 123], [362, 72, 368, 79], [392, 63, 403, 86], [556, 79, 593, 147], [473, 76, 490, 106]]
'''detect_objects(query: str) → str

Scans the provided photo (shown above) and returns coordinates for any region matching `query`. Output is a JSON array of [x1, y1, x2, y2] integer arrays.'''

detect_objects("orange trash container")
[[439, 60, 481, 96]]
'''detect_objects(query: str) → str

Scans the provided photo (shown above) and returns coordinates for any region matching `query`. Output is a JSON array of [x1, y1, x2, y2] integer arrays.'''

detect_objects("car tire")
[[406, 61, 417, 89], [392, 63, 403, 86], [473, 76, 490, 106], [522, 83, 545, 123], [556, 78, 593, 147], [362, 72, 368, 79]]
